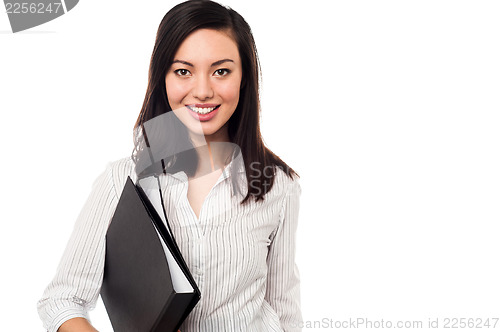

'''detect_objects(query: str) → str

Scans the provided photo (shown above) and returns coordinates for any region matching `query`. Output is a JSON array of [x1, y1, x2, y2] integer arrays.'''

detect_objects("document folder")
[[101, 176, 200, 332]]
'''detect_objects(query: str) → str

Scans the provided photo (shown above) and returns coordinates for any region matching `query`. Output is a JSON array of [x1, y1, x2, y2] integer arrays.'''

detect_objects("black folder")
[[101, 176, 201, 332]]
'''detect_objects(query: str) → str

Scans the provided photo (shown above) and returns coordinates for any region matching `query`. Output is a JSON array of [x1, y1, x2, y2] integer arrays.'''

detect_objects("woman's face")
[[165, 28, 243, 144]]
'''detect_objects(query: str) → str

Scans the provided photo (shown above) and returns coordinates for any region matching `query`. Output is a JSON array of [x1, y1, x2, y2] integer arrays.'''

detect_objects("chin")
[[187, 125, 220, 137]]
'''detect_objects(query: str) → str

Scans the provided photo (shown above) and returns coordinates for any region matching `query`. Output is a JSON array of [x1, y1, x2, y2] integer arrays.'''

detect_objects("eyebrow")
[[172, 59, 234, 67]]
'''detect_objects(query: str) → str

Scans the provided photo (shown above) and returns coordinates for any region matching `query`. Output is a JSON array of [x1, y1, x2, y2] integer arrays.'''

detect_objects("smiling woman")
[[36, 1, 303, 331]]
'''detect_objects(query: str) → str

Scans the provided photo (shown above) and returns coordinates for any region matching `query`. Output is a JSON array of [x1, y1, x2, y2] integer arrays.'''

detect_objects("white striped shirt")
[[37, 152, 303, 332]]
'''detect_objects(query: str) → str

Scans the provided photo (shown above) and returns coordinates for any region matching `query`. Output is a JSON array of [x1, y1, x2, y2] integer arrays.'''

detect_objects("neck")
[[188, 125, 234, 174]]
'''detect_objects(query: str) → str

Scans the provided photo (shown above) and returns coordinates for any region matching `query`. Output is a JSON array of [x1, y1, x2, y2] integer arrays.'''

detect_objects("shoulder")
[[272, 165, 302, 198], [98, 156, 137, 197], [106, 155, 136, 179]]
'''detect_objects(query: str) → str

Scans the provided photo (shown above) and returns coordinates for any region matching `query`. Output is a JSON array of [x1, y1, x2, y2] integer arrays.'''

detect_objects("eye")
[[214, 68, 231, 76], [174, 69, 191, 76]]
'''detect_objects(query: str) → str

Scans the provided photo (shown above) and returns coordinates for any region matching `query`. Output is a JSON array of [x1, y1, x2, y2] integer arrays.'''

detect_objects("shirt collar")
[[166, 147, 246, 183]]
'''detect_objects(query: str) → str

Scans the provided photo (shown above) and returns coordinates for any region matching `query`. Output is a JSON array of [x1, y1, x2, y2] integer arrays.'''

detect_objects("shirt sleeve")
[[37, 162, 119, 332], [265, 179, 303, 332]]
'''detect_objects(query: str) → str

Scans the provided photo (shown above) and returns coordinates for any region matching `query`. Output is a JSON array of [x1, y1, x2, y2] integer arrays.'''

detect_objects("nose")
[[192, 76, 214, 101]]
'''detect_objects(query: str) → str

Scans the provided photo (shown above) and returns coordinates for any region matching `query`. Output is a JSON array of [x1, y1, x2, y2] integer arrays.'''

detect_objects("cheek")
[[218, 81, 241, 105], [165, 78, 187, 105]]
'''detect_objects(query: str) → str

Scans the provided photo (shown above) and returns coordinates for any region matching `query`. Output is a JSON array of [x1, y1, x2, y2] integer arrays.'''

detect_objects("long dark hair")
[[132, 0, 299, 204]]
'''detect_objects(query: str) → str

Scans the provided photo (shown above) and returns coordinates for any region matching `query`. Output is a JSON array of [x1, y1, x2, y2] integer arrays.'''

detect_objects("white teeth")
[[190, 106, 218, 114]]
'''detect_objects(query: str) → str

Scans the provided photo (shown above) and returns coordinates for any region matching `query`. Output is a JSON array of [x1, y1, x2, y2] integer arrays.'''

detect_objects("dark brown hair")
[[132, 0, 299, 204]]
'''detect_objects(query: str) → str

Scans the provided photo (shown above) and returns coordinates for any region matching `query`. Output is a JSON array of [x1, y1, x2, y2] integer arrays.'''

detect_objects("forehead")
[[173, 28, 240, 64]]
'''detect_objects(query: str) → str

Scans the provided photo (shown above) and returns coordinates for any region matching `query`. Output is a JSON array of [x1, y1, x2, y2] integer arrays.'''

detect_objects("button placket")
[[187, 171, 228, 228], [192, 233, 205, 275]]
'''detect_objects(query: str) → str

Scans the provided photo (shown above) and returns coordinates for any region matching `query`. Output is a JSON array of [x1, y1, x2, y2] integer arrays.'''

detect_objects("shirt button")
[[71, 296, 86, 306]]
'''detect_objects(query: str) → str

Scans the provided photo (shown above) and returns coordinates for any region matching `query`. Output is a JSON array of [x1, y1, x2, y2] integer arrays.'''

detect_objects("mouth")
[[186, 104, 221, 115], [186, 104, 221, 122]]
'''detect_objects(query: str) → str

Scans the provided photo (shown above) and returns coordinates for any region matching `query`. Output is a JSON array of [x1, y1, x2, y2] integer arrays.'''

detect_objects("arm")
[[37, 162, 119, 332], [265, 180, 303, 332]]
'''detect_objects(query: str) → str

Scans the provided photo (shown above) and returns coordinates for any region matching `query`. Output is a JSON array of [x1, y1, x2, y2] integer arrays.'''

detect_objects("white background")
[[1, 0, 499, 331]]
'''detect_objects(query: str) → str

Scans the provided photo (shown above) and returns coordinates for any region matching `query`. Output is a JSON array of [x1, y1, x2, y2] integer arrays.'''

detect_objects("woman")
[[37, 0, 303, 331]]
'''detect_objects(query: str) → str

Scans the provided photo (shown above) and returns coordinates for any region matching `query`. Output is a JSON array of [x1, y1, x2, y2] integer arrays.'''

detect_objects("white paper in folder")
[[137, 176, 194, 294]]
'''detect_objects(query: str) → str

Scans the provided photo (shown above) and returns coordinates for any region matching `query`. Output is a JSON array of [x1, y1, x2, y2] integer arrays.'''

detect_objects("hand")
[[57, 317, 99, 331]]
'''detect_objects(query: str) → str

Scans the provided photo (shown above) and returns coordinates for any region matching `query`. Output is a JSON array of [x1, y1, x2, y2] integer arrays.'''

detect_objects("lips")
[[187, 103, 220, 108], [186, 104, 221, 121]]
